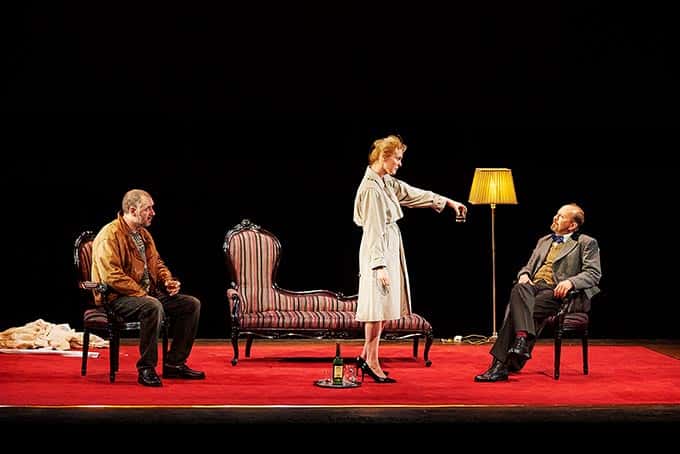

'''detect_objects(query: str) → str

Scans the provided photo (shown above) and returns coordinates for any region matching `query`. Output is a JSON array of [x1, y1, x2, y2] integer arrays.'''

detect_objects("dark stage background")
[[4, 3, 677, 339], [2, 122, 675, 339]]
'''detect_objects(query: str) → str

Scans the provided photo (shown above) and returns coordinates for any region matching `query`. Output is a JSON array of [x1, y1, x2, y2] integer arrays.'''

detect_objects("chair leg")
[[412, 337, 419, 358], [113, 333, 121, 373], [582, 332, 589, 375], [81, 330, 90, 376], [245, 334, 255, 358], [230, 327, 240, 366], [423, 332, 433, 367], [554, 331, 563, 380], [109, 331, 119, 383], [162, 322, 169, 365]]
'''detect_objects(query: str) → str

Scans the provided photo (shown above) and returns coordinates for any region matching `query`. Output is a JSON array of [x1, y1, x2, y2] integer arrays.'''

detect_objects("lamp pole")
[[467, 168, 517, 342], [490, 203, 498, 340]]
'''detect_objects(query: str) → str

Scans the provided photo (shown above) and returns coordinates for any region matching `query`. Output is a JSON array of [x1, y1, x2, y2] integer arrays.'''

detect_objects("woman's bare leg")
[[363, 320, 387, 377]]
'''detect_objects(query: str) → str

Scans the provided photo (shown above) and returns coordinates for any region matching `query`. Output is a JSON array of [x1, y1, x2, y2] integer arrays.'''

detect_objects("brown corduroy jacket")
[[91, 213, 172, 305]]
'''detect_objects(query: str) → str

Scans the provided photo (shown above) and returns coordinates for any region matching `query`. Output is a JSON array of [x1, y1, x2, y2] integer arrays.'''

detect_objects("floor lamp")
[[468, 168, 518, 340]]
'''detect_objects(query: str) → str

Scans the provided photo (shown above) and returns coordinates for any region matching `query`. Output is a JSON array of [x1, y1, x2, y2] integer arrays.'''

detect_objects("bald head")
[[122, 189, 153, 214], [563, 203, 584, 229], [121, 189, 155, 230]]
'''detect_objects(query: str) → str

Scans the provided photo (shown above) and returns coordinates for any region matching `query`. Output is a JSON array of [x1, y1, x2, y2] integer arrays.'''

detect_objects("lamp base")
[[487, 332, 498, 343]]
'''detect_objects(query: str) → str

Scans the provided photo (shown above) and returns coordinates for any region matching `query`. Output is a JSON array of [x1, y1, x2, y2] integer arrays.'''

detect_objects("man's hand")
[[518, 274, 532, 285], [553, 279, 574, 299], [165, 279, 181, 296]]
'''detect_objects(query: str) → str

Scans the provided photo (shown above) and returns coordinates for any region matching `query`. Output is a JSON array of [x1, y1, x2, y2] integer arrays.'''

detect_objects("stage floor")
[[2, 338, 679, 431]]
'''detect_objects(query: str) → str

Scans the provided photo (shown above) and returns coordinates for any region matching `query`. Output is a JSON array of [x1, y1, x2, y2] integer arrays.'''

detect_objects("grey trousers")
[[108, 293, 201, 371], [490, 281, 561, 364]]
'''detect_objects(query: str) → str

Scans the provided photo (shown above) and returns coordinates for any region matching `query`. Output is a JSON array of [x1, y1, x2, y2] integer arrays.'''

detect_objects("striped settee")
[[223, 219, 433, 366]]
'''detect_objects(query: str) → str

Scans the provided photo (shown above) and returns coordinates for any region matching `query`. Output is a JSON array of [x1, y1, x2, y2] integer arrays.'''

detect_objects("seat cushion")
[[383, 313, 432, 332], [83, 307, 109, 329], [241, 311, 361, 330], [562, 312, 589, 331], [546, 312, 589, 332], [240, 311, 431, 333], [84, 308, 142, 331]]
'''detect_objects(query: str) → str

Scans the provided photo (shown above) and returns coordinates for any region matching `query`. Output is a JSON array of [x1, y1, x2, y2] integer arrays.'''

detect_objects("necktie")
[[551, 234, 564, 244]]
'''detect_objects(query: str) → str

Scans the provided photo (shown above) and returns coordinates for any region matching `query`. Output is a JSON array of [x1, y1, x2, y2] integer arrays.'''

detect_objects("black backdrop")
[[4, 3, 677, 339], [2, 120, 675, 339]]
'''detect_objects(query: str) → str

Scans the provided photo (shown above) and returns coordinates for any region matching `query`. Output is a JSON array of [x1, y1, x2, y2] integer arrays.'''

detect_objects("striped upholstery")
[[227, 229, 280, 313], [241, 311, 360, 330], [225, 224, 432, 333], [239, 311, 431, 331], [224, 221, 434, 333], [384, 313, 432, 332], [227, 229, 358, 314], [224, 220, 434, 365]]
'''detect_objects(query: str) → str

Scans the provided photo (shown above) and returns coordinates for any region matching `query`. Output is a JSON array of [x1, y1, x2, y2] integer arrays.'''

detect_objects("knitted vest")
[[533, 242, 566, 285]]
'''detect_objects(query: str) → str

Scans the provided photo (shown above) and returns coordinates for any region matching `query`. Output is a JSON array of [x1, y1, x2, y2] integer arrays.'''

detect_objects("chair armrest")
[[565, 289, 580, 299], [79, 281, 117, 317], [226, 288, 242, 318], [559, 289, 582, 314], [79, 281, 109, 295]]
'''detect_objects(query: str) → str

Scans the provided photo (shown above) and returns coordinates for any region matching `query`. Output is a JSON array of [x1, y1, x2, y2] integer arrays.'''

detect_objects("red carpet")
[[2, 343, 680, 406]]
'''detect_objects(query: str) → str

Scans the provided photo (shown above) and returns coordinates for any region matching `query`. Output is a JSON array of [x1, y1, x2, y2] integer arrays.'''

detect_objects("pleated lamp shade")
[[468, 168, 518, 205]]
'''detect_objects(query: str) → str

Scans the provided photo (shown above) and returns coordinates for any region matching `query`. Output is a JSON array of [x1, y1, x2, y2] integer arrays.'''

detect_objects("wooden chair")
[[508, 290, 591, 380], [544, 290, 590, 379], [74, 231, 168, 382]]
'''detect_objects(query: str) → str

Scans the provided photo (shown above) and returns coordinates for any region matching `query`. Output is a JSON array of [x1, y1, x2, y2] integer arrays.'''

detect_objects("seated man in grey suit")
[[474, 203, 601, 382]]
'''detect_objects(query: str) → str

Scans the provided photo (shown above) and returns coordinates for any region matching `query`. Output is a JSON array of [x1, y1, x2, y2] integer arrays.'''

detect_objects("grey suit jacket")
[[517, 233, 602, 312]]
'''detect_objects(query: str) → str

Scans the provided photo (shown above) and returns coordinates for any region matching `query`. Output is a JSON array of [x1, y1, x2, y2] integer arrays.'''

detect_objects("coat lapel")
[[554, 237, 578, 262], [536, 237, 553, 265]]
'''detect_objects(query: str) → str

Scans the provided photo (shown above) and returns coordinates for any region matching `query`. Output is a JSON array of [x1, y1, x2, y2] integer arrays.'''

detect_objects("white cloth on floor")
[[0, 319, 108, 350]]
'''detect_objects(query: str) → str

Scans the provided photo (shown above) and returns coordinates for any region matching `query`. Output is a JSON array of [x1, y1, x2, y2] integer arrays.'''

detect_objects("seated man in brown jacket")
[[91, 189, 204, 387]]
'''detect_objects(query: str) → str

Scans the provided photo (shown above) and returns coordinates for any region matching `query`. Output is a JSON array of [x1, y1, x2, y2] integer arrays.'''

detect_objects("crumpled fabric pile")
[[0, 319, 108, 350]]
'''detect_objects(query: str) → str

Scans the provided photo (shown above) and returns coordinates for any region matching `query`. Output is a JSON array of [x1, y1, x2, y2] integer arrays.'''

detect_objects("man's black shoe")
[[474, 359, 509, 382], [138, 368, 163, 387], [163, 363, 206, 379], [507, 336, 531, 360], [507, 355, 528, 373]]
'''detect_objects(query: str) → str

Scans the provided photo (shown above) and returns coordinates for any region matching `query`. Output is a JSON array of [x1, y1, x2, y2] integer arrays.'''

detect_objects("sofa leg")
[[245, 334, 255, 358], [412, 337, 419, 358], [423, 332, 433, 367], [231, 329, 240, 366]]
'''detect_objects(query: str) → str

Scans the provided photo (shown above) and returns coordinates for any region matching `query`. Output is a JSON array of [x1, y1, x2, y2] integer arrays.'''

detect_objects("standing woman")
[[353, 135, 467, 383]]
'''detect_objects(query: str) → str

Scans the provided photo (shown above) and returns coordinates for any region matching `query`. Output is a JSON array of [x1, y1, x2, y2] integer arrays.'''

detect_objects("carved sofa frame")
[[223, 219, 434, 366]]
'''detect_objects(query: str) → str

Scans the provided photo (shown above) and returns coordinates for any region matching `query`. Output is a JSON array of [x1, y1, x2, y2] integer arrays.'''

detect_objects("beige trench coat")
[[353, 167, 446, 322]]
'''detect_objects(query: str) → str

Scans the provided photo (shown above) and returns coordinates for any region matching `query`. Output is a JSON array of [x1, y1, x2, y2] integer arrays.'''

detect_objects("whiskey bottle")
[[332, 343, 344, 385]]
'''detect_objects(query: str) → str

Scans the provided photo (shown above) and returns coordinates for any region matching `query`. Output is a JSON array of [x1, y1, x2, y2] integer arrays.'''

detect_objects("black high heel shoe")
[[356, 357, 389, 376], [360, 362, 396, 383]]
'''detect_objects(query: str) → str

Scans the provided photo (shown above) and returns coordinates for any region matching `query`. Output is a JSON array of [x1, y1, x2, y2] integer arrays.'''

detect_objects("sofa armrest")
[[226, 288, 242, 319]]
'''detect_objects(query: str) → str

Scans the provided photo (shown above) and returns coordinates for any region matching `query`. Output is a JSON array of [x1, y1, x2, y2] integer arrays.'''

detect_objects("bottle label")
[[333, 365, 343, 384]]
